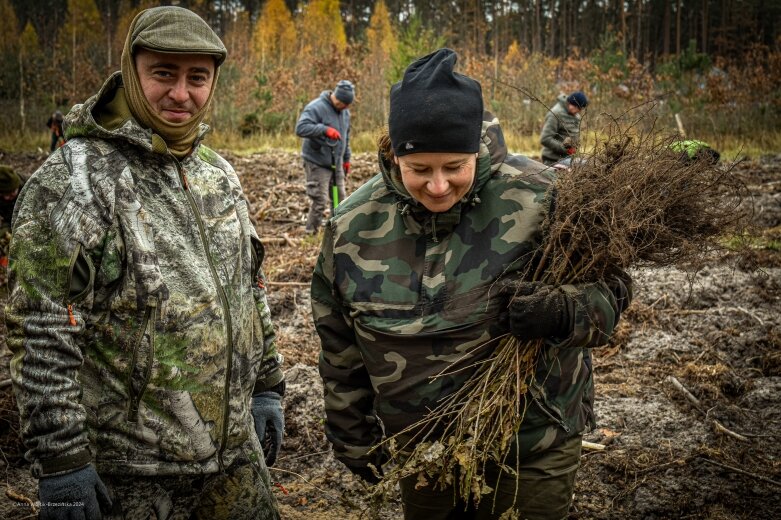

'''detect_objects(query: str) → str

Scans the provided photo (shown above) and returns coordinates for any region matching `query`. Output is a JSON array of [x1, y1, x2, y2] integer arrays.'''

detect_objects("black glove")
[[38, 464, 112, 520], [343, 451, 388, 485], [251, 389, 284, 467], [606, 274, 633, 321], [506, 281, 573, 341]]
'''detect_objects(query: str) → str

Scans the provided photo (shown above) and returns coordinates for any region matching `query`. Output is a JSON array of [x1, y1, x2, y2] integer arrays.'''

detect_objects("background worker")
[[0, 165, 23, 230], [540, 90, 588, 165], [7, 6, 283, 519], [0, 165, 24, 272], [46, 110, 65, 152], [295, 79, 354, 234]]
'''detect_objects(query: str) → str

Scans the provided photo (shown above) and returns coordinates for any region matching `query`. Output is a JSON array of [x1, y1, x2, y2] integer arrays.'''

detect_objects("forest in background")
[[0, 0, 779, 153]]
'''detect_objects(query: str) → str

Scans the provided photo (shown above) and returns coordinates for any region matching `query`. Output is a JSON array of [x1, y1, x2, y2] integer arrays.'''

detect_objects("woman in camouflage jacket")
[[312, 49, 630, 519]]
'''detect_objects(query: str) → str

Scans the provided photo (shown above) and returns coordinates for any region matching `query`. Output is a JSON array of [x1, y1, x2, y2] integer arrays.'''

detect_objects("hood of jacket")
[[378, 111, 509, 236], [64, 71, 210, 156]]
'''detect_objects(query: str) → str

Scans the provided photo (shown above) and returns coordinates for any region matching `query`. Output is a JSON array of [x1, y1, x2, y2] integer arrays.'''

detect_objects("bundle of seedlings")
[[370, 120, 750, 508]]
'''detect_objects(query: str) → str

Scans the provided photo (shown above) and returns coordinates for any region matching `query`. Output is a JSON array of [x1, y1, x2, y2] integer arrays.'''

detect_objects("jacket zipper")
[[127, 301, 156, 422], [176, 161, 235, 471]]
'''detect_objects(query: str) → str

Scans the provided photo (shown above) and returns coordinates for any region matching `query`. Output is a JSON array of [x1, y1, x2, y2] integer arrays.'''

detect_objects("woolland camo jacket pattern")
[[6, 72, 283, 478], [313, 112, 625, 468], [540, 94, 583, 164]]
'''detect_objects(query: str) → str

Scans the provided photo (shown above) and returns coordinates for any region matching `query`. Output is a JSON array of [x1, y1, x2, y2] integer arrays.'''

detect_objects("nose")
[[426, 171, 449, 196], [168, 78, 189, 104]]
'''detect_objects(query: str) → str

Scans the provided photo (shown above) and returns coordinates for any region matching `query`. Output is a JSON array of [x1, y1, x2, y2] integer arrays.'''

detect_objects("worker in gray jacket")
[[540, 91, 588, 165], [295, 80, 354, 234]]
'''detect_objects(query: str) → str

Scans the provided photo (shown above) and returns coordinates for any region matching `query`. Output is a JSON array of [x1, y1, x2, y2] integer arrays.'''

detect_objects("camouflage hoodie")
[[312, 112, 623, 467], [6, 72, 283, 478]]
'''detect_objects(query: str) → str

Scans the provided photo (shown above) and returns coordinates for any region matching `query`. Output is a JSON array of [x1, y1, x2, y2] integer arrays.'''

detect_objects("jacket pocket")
[[126, 299, 157, 423]]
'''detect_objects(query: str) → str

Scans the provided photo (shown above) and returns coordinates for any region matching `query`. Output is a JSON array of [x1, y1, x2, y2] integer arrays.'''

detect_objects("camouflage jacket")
[[6, 73, 283, 478], [312, 112, 624, 467], [540, 94, 582, 164]]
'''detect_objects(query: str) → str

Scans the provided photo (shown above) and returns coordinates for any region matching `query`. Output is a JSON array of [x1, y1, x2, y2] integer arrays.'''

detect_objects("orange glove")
[[566, 147, 576, 155], [325, 127, 341, 140], [344, 162, 350, 175]]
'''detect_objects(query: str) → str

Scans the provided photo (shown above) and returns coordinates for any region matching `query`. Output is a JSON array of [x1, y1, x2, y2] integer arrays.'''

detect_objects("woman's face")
[[395, 152, 478, 213]]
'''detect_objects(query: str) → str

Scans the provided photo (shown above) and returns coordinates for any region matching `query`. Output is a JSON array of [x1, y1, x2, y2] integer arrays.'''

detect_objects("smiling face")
[[395, 152, 478, 213], [134, 48, 215, 123]]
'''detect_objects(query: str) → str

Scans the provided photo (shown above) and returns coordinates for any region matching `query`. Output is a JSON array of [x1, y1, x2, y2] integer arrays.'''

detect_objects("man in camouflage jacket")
[[312, 50, 629, 518], [6, 7, 282, 519]]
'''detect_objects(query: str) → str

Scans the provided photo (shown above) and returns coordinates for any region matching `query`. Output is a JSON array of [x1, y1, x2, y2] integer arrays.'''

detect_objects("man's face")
[[395, 152, 477, 213], [135, 49, 216, 123], [330, 93, 350, 112], [566, 103, 582, 116]]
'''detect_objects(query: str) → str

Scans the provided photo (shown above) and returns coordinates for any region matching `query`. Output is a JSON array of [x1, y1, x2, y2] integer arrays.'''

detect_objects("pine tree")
[[251, 0, 296, 70], [364, 0, 396, 127], [299, 0, 347, 56], [62, 0, 106, 102]]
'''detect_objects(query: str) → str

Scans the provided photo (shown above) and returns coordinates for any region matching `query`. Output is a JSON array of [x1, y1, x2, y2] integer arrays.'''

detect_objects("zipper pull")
[[181, 168, 189, 190], [67, 304, 77, 326]]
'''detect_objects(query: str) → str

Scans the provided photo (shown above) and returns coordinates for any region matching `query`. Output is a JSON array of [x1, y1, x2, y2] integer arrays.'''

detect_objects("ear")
[[393, 156, 399, 165]]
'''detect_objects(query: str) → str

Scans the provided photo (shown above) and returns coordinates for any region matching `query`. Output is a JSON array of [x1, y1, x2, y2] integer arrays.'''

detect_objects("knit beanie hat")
[[334, 80, 354, 104], [0, 165, 20, 193], [120, 6, 227, 158], [389, 48, 483, 157], [566, 91, 588, 109]]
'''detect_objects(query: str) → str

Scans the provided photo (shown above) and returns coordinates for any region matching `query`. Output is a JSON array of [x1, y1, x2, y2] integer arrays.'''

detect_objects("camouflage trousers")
[[399, 435, 582, 520], [304, 160, 345, 233], [101, 457, 280, 520]]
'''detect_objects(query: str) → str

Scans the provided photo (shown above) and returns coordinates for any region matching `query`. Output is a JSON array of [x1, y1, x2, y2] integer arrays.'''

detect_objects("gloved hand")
[[38, 464, 112, 520], [343, 161, 351, 175], [606, 274, 633, 321], [324, 127, 341, 140], [343, 451, 388, 485], [251, 390, 284, 467], [566, 146, 577, 155], [505, 281, 573, 341]]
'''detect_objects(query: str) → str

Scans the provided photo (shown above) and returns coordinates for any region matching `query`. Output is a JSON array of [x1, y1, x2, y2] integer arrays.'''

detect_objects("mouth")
[[161, 109, 193, 122]]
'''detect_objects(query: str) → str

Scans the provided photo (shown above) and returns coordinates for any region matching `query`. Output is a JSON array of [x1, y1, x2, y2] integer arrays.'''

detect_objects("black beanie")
[[389, 48, 483, 157]]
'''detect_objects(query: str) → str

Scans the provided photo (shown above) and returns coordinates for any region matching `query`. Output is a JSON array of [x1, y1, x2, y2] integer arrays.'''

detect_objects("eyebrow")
[[405, 158, 469, 168], [148, 62, 212, 75]]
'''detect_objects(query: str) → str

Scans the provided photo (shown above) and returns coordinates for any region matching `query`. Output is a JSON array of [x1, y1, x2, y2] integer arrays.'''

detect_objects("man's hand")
[[325, 127, 342, 140], [38, 464, 112, 520], [505, 281, 573, 341], [343, 162, 351, 175], [251, 390, 284, 466]]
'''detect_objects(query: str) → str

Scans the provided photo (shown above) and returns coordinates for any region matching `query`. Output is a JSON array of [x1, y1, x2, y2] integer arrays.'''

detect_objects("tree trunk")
[[676, 0, 682, 55], [19, 47, 24, 133], [663, 0, 671, 56]]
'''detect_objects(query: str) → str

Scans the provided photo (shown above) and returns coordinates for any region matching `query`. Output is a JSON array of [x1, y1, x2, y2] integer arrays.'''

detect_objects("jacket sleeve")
[[295, 102, 327, 141], [6, 159, 101, 477], [540, 112, 567, 156], [311, 223, 381, 466], [555, 269, 633, 349]]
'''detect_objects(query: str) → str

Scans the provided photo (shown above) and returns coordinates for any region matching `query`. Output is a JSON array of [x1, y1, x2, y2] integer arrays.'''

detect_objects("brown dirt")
[[0, 150, 779, 519]]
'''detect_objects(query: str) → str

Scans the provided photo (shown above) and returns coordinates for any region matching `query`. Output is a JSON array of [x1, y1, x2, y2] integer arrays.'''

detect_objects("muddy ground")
[[0, 149, 778, 519]]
